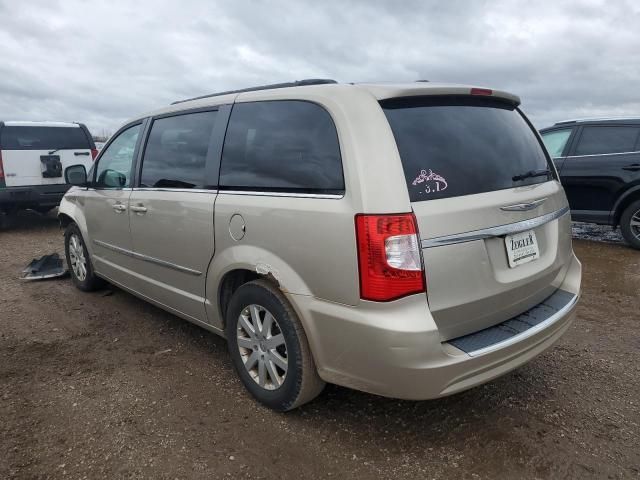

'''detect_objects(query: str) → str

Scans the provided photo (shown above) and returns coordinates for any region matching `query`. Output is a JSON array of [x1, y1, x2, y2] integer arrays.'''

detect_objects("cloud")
[[1, 0, 639, 134]]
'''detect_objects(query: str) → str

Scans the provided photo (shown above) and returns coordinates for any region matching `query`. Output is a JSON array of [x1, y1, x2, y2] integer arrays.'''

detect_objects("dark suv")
[[541, 118, 640, 249]]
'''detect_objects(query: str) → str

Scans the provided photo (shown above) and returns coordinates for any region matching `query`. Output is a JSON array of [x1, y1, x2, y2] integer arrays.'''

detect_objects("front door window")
[[94, 124, 141, 188]]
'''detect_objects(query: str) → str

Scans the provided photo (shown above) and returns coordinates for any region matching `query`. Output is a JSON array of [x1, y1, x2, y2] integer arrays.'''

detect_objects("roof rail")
[[171, 79, 338, 105], [555, 116, 640, 125]]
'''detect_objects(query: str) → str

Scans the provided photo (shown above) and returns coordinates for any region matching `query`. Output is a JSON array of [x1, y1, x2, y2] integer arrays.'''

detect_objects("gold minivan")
[[59, 80, 582, 411]]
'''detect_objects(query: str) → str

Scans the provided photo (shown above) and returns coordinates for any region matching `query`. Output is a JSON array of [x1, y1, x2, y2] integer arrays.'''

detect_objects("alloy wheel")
[[631, 209, 640, 240], [236, 304, 288, 390], [68, 234, 87, 281]]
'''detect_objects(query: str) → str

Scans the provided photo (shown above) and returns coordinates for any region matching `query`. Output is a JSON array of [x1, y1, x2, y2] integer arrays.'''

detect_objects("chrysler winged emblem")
[[500, 198, 547, 212]]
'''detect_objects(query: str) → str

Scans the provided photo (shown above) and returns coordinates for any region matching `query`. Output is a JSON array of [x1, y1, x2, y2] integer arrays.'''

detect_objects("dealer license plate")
[[505, 229, 539, 268]]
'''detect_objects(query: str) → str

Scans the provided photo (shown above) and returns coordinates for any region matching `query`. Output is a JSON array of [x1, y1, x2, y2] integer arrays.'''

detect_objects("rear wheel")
[[225, 280, 325, 411], [64, 223, 105, 291], [620, 200, 640, 250], [0, 207, 19, 228]]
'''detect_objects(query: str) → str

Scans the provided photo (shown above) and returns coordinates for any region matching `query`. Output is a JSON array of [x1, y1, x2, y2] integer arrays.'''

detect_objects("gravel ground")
[[1, 211, 639, 479], [571, 222, 625, 245]]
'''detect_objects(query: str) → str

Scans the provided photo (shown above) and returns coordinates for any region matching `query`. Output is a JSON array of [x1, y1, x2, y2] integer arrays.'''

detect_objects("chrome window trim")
[[421, 206, 570, 248], [456, 292, 578, 357], [219, 189, 344, 199], [132, 187, 218, 194], [567, 150, 640, 158], [93, 240, 202, 276]]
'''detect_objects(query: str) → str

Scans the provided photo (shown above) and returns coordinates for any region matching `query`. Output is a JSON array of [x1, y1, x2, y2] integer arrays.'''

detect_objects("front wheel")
[[64, 224, 105, 291], [225, 280, 325, 411], [620, 200, 640, 250]]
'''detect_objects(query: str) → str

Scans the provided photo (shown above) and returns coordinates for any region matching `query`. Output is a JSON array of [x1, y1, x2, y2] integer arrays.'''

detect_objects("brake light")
[[470, 87, 492, 96], [355, 213, 425, 301], [91, 148, 98, 160], [0, 150, 4, 180]]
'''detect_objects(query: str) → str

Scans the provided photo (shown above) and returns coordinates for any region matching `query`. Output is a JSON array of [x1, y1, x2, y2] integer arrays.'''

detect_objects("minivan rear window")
[[381, 97, 552, 202], [0, 126, 91, 150]]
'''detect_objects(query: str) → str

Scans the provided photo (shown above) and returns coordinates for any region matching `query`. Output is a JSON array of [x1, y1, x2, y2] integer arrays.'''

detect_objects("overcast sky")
[[1, 0, 639, 136]]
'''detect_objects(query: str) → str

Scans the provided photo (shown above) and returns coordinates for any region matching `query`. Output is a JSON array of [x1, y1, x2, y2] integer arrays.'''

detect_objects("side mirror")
[[64, 165, 88, 186]]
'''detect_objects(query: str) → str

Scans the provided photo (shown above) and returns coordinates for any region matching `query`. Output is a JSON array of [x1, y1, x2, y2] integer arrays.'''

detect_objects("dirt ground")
[[1, 211, 638, 479]]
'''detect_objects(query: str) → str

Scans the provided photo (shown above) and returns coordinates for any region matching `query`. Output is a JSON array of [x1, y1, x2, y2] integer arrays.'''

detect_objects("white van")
[[0, 121, 96, 214], [59, 80, 581, 411]]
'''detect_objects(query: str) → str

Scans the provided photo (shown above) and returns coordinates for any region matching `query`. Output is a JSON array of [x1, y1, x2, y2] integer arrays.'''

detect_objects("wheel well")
[[614, 191, 640, 226], [218, 269, 263, 325], [58, 213, 74, 229]]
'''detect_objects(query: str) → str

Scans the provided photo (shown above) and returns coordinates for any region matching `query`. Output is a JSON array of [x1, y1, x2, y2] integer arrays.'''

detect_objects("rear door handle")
[[112, 203, 127, 213], [622, 164, 640, 172], [130, 204, 147, 214], [74, 151, 90, 156]]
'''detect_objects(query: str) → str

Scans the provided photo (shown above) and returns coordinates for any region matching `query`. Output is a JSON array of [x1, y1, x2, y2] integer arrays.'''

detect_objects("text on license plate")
[[505, 229, 539, 268]]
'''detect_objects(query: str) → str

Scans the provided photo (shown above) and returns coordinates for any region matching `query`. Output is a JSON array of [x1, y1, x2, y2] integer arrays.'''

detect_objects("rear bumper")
[[289, 252, 581, 400], [0, 184, 69, 209]]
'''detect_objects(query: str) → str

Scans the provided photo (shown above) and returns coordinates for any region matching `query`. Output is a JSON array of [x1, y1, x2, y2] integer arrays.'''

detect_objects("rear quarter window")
[[381, 96, 552, 202], [219, 100, 344, 194], [541, 129, 573, 157], [574, 126, 640, 156], [0, 126, 91, 150]]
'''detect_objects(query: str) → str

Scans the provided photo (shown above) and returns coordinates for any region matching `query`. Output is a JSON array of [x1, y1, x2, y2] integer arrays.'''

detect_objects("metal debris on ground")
[[21, 253, 68, 281]]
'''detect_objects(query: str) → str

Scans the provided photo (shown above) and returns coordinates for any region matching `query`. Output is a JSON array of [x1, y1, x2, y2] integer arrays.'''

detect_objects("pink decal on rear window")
[[411, 169, 448, 195]]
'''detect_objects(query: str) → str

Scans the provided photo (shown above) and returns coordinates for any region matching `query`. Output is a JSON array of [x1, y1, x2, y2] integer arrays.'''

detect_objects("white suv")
[[0, 121, 97, 215]]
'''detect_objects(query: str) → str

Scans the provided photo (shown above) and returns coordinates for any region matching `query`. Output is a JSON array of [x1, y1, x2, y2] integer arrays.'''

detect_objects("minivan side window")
[[219, 101, 344, 193], [94, 124, 141, 188], [140, 110, 218, 189], [541, 129, 572, 158], [574, 126, 640, 156]]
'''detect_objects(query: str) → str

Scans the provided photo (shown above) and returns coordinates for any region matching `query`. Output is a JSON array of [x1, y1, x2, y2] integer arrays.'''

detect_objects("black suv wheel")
[[620, 200, 640, 250]]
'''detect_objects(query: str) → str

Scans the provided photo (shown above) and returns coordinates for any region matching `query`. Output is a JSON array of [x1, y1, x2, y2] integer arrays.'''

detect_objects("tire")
[[64, 223, 105, 291], [225, 279, 325, 411], [0, 210, 17, 229], [620, 200, 640, 250]]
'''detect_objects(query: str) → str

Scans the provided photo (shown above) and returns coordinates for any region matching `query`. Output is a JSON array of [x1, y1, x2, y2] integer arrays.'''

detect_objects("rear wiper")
[[48, 149, 60, 155], [512, 169, 551, 182]]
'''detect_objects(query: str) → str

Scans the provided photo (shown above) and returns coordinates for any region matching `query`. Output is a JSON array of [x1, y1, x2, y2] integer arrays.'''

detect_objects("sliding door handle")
[[130, 205, 147, 214]]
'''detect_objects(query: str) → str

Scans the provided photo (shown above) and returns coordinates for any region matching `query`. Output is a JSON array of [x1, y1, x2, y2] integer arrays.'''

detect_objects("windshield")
[[381, 96, 553, 202]]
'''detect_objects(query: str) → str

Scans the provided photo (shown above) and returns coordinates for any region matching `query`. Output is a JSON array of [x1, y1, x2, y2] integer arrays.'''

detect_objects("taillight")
[[355, 213, 425, 302], [91, 148, 98, 160], [470, 87, 492, 96], [0, 150, 4, 180]]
